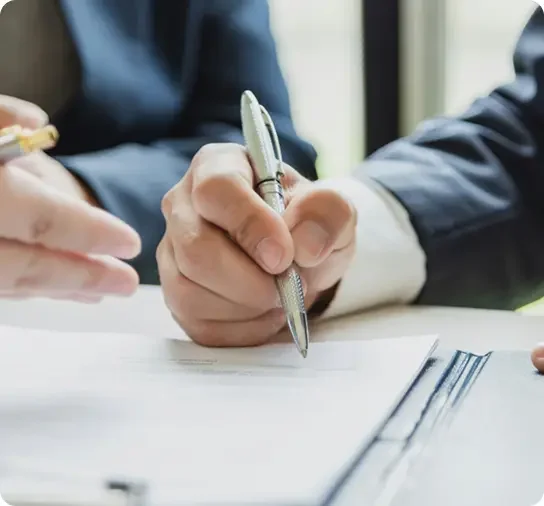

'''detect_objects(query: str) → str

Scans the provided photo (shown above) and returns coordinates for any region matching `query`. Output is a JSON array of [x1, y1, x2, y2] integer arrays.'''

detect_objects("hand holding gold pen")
[[0, 115, 140, 301]]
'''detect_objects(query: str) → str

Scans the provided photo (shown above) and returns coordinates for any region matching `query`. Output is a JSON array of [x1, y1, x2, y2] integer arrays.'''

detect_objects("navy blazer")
[[50, 0, 318, 284], [364, 8, 544, 310]]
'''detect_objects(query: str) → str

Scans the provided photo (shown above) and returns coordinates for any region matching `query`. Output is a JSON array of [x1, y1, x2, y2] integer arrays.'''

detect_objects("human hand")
[[531, 344, 544, 374], [0, 95, 141, 302], [158, 143, 356, 346], [1, 96, 96, 205], [10, 150, 98, 205]]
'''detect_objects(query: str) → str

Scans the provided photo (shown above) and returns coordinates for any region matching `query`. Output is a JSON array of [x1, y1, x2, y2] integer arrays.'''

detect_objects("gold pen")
[[0, 125, 59, 163]]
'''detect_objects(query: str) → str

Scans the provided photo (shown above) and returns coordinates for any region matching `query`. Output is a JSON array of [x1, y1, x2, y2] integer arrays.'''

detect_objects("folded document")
[[0, 326, 437, 506]]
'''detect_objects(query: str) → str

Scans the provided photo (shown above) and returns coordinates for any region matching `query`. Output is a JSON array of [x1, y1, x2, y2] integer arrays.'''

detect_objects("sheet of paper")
[[0, 325, 437, 505]]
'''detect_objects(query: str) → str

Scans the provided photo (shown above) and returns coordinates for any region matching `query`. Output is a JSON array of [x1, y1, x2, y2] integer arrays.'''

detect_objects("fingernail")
[[256, 238, 283, 272], [292, 221, 329, 259]]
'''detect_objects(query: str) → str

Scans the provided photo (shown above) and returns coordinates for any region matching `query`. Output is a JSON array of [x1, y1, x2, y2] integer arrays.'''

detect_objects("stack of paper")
[[0, 325, 437, 505]]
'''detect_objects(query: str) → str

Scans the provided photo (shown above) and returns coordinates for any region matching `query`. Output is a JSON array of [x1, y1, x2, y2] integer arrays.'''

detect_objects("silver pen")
[[241, 90, 310, 358]]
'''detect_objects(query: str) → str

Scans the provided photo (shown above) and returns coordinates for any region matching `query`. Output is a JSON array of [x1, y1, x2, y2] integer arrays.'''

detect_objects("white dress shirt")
[[318, 176, 427, 318]]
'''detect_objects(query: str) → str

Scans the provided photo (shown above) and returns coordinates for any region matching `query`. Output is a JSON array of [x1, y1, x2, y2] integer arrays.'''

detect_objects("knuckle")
[[192, 143, 221, 165], [161, 180, 185, 219], [192, 171, 240, 214], [161, 189, 174, 218], [193, 142, 244, 166], [29, 209, 57, 244], [171, 229, 208, 280]]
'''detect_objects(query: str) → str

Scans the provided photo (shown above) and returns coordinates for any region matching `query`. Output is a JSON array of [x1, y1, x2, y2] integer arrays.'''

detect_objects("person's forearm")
[[362, 109, 544, 311], [358, 8, 544, 310]]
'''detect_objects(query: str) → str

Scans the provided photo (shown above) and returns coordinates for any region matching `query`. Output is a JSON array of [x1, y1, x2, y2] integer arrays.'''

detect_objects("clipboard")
[[328, 347, 544, 506]]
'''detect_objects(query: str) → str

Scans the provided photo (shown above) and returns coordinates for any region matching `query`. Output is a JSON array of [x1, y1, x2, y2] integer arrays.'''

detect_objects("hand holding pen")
[[0, 94, 140, 302], [158, 92, 357, 353]]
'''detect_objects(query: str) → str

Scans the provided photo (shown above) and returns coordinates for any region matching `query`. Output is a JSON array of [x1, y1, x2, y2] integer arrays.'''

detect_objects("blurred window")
[[269, 0, 363, 177], [444, 0, 534, 115], [269, 0, 536, 176]]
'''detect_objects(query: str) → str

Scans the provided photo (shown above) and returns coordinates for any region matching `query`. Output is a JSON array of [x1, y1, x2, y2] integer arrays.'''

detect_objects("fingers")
[[158, 143, 359, 349], [531, 344, 544, 374], [0, 95, 49, 129], [160, 201, 278, 311], [188, 143, 295, 274], [299, 243, 356, 294], [283, 181, 357, 268], [0, 240, 139, 297], [158, 236, 285, 347], [170, 305, 286, 348], [158, 237, 275, 320], [0, 165, 141, 258]]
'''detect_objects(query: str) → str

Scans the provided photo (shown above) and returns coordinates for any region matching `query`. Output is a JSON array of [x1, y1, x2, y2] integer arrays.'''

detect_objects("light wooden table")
[[0, 285, 541, 355]]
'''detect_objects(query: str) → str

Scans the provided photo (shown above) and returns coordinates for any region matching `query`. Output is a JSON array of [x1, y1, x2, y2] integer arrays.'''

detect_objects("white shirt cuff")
[[316, 176, 427, 319]]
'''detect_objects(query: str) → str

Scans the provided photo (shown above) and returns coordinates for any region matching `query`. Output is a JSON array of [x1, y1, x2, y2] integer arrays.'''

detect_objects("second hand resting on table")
[[0, 95, 141, 302]]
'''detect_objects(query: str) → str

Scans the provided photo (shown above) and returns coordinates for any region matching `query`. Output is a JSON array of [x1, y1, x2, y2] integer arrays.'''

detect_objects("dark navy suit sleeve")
[[362, 9, 544, 310], [57, 0, 317, 285]]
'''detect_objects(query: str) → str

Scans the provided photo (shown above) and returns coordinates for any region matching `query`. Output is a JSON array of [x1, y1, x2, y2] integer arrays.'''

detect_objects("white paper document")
[[0, 325, 437, 505]]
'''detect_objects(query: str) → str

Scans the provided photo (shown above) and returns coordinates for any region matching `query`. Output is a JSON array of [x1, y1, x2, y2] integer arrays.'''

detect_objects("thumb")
[[189, 144, 295, 274], [531, 344, 544, 374], [283, 180, 357, 268], [0, 95, 49, 130]]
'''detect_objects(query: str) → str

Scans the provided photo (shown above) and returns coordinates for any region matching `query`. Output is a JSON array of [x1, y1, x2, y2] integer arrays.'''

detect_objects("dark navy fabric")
[[51, 0, 318, 284]]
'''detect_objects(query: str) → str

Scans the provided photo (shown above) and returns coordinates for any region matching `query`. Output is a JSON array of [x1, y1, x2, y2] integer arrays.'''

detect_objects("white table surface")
[[0, 285, 541, 355], [0, 286, 542, 505]]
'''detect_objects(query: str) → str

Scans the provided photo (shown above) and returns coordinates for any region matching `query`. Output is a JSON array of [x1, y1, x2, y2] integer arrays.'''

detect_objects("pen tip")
[[301, 349, 308, 359]]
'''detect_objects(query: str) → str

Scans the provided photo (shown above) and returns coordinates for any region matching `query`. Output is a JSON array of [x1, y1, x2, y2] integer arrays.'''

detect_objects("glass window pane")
[[269, 0, 363, 177], [444, 0, 535, 115]]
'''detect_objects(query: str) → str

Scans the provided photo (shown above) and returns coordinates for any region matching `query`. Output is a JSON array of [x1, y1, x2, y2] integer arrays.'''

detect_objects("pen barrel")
[[276, 267, 306, 313], [257, 179, 305, 310], [256, 179, 285, 214], [0, 133, 24, 163]]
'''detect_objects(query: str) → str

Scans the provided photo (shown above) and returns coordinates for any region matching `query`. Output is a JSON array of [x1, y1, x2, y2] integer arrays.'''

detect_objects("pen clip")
[[259, 105, 285, 179]]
